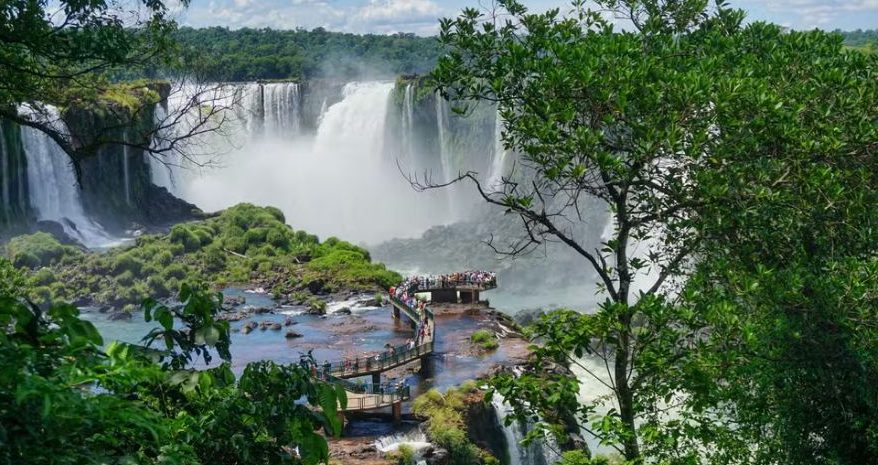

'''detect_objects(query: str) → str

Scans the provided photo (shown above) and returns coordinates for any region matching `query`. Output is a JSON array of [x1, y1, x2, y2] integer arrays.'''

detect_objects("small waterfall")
[[122, 136, 131, 206], [401, 83, 415, 161], [1, 128, 9, 212], [263, 83, 301, 136], [148, 103, 176, 192], [375, 430, 432, 454], [492, 393, 561, 465], [434, 92, 453, 184], [487, 108, 508, 188], [21, 122, 115, 247]]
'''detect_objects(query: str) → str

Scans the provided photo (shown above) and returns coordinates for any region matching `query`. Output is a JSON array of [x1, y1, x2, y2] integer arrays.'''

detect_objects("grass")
[[6, 203, 402, 307], [470, 329, 499, 351]]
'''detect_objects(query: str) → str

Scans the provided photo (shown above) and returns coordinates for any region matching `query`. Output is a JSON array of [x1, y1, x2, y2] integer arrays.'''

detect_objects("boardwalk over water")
[[317, 274, 495, 417]]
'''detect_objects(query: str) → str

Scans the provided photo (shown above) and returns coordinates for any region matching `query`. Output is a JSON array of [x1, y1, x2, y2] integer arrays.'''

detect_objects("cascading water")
[[401, 83, 415, 162], [1, 129, 9, 212], [374, 430, 432, 454], [487, 108, 508, 188], [122, 134, 132, 206], [263, 83, 301, 136], [20, 122, 116, 247], [491, 393, 561, 465], [170, 81, 455, 244]]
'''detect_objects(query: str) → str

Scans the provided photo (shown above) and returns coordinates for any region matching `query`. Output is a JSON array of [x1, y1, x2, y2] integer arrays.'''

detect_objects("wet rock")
[[254, 307, 272, 314], [223, 296, 246, 308], [242, 325, 253, 334], [284, 317, 295, 326], [107, 310, 132, 321], [335, 307, 352, 315], [425, 448, 449, 465], [98, 305, 113, 314], [270, 323, 282, 331], [307, 279, 325, 295], [285, 330, 303, 339], [354, 296, 382, 308]]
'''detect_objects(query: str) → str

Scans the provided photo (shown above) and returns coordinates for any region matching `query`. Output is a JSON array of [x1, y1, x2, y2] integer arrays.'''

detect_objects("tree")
[[682, 23, 878, 464], [0, 0, 241, 178], [421, 0, 878, 462]]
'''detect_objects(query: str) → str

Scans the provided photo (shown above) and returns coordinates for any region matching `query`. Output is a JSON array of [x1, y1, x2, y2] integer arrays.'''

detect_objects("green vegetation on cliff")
[[412, 381, 499, 465], [5, 204, 400, 307]]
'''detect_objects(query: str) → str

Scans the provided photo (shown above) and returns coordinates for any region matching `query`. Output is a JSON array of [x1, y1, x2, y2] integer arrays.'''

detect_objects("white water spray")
[[487, 108, 508, 188], [172, 81, 454, 244]]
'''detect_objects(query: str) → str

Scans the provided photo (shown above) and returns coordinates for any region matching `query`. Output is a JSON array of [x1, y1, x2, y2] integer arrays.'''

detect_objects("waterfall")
[[21, 123, 115, 247], [122, 136, 131, 206], [487, 108, 508, 188], [170, 80, 454, 244], [263, 83, 301, 136], [401, 83, 415, 161], [1, 128, 9, 212], [374, 430, 432, 454], [434, 92, 454, 184], [492, 393, 561, 465], [148, 103, 176, 192]]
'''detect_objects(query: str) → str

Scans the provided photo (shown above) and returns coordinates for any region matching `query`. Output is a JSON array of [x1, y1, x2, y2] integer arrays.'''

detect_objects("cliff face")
[[62, 81, 198, 231], [0, 81, 198, 237], [0, 118, 31, 227]]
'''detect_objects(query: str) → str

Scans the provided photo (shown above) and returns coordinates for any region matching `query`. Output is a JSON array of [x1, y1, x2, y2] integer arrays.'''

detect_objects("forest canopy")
[[166, 27, 444, 81]]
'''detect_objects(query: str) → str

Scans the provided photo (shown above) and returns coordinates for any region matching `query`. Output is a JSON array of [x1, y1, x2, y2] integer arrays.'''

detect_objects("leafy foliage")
[[0, 280, 341, 465]]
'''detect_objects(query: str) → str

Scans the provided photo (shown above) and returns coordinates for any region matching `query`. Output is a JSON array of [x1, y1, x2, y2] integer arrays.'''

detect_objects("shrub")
[[470, 330, 499, 350], [203, 246, 227, 272], [266, 227, 290, 249], [155, 250, 174, 266], [387, 444, 417, 465], [6, 232, 77, 269], [116, 270, 135, 286], [32, 268, 56, 286], [113, 253, 144, 276], [244, 228, 268, 245], [170, 224, 201, 252], [163, 263, 188, 280], [264, 206, 285, 223]]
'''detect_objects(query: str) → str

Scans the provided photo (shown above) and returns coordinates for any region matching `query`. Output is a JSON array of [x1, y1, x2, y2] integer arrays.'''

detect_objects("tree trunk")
[[615, 325, 640, 461]]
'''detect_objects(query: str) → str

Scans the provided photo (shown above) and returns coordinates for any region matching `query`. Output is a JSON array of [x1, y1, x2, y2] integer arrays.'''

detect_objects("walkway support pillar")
[[372, 373, 381, 385], [392, 402, 402, 423], [392, 306, 400, 319]]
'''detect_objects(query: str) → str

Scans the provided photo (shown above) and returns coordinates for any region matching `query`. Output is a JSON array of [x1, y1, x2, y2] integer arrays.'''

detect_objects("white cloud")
[[356, 0, 440, 22]]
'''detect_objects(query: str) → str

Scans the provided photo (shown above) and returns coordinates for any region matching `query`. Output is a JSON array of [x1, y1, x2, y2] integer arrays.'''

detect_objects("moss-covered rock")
[[4, 232, 82, 269], [8, 203, 402, 307]]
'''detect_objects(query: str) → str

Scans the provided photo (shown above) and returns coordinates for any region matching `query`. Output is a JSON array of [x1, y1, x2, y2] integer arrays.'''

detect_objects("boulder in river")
[[270, 323, 282, 331], [335, 307, 352, 315], [242, 325, 253, 334], [285, 330, 303, 339], [108, 310, 132, 321], [284, 317, 296, 326]]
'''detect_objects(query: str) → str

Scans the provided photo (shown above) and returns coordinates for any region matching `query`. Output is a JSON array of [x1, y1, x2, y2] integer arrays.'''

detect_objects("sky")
[[174, 0, 878, 35]]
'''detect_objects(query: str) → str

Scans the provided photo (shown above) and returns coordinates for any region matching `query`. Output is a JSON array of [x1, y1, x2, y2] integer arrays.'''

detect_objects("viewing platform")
[[317, 271, 494, 423]]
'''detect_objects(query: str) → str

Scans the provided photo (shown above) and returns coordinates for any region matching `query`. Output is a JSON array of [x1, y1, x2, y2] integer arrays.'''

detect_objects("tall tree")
[[421, 0, 878, 462]]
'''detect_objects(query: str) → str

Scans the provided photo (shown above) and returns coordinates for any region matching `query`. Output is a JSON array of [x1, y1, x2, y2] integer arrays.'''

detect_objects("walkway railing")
[[316, 340, 435, 379], [389, 296, 434, 323]]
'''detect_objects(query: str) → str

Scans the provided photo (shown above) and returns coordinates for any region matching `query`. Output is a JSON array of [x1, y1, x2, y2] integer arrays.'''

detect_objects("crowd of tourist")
[[389, 270, 497, 302]]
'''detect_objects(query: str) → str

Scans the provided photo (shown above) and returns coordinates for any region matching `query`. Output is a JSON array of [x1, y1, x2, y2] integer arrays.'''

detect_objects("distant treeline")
[[838, 29, 878, 50], [145, 27, 876, 82], [168, 27, 444, 82]]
